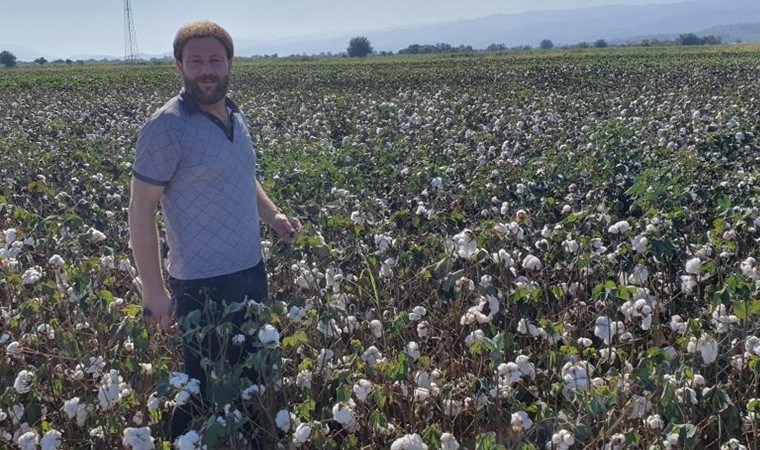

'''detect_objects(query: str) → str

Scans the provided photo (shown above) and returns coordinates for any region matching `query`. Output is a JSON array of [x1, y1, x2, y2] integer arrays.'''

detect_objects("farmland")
[[1, 46, 760, 449]]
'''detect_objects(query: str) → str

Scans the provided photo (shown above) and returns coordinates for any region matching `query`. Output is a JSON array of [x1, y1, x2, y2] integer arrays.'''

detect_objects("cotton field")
[[1, 46, 760, 449]]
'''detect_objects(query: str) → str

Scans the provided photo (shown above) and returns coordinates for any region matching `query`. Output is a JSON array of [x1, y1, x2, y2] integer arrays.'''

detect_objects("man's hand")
[[270, 213, 303, 244], [141, 287, 174, 330]]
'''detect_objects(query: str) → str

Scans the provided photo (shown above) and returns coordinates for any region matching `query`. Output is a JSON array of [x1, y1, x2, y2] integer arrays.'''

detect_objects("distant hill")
[[236, 0, 760, 55], [697, 22, 760, 43], [612, 21, 760, 45]]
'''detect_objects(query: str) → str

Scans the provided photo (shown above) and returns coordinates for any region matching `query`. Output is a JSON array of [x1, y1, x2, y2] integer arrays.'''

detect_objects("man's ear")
[[228, 57, 234, 70], [174, 58, 183, 73]]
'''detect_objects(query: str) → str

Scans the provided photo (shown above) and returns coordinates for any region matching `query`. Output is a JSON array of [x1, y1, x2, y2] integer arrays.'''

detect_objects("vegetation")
[[0, 46, 759, 449], [347, 36, 373, 58], [0, 50, 17, 68]]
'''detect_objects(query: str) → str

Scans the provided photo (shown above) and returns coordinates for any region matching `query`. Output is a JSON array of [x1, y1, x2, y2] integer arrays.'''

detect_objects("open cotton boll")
[[440, 432, 460, 450], [685, 257, 701, 275], [390, 433, 428, 450], [40, 429, 63, 450], [122, 427, 154, 450], [258, 324, 280, 345], [522, 254, 542, 271], [608, 220, 631, 234]]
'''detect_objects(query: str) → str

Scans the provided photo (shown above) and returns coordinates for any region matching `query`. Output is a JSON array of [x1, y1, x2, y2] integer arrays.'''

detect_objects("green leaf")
[[283, 331, 308, 349], [123, 304, 142, 318]]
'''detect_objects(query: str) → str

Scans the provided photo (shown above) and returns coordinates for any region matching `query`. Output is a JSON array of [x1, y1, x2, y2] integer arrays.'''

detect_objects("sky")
[[1, 0, 689, 59]]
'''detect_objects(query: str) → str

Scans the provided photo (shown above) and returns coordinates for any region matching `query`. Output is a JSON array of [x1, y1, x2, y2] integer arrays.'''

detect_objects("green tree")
[[347, 36, 373, 57], [539, 39, 554, 50], [678, 33, 702, 45], [0, 50, 17, 68], [594, 39, 608, 48], [34, 57, 47, 65]]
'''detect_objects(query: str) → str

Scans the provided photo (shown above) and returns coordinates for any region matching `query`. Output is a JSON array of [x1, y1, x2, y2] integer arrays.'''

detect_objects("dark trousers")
[[168, 261, 270, 447]]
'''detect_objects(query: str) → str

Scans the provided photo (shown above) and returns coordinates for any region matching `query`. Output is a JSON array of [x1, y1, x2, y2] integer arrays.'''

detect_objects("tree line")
[[0, 33, 731, 67]]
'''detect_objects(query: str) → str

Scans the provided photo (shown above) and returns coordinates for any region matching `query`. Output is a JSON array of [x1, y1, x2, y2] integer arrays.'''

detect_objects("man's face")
[[176, 37, 232, 106]]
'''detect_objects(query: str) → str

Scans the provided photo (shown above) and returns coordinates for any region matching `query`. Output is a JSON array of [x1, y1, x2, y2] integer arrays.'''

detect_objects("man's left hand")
[[270, 213, 303, 244]]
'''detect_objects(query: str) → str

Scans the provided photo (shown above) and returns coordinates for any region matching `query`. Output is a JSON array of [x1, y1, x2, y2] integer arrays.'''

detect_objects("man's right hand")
[[142, 288, 174, 330]]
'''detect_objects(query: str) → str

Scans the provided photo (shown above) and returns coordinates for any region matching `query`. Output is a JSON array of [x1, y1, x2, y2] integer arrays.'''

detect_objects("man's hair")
[[173, 21, 234, 61]]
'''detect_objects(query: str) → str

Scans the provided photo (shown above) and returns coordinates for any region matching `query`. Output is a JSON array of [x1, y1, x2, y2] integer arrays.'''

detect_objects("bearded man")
[[127, 20, 301, 446]]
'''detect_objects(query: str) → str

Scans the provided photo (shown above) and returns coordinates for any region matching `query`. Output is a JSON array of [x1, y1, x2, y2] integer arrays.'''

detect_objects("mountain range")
[[3, 0, 760, 61]]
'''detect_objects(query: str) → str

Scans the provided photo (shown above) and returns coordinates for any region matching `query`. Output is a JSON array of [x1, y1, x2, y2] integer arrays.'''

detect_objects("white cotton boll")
[[510, 411, 533, 432], [407, 341, 421, 359], [63, 397, 80, 419], [685, 257, 702, 275], [353, 379, 372, 402], [40, 429, 63, 450], [13, 369, 34, 394], [275, 409, 294, 432], [562, 239, 579, 254], [147, 392, 160, 412], [169, 372, 189, 388], [332, 401, 356, 428], [48, 254, 65, 267], [443, 399, 462, 417], [9, 404, 24, 425], [317, 348, 334, 369], [173, 430, 201, 450], [562, 204, 572, 214], [122, 427, 154, 450], [288, 305, 307, 321], [241, 384, 266, 400], [629, 395, 652, 418], [258, 324, 280, 345], [409, 306, 427, 321], [496, 249, 513, 267], [631, 235, 648, 253], [646, 414, 664, 429], [361, 346, 384, 367], [440, 432, 460, 450], [578, 337, 593, 348], [292, 423, 312, 445], [16, 430, 39, 450], [451, 229, 479, 259], [670, 315, 687, 334], [464, 329, 485, 346], [522, 254, 542, 271], [699, 336, 719, 364], [21, 267, 43, 285], [369, 319, 383, 338], [87, 227, 107, 243], [390, 433, 428, 450], [414, 387, 430, 402], [608, 220, 631, 234], [417, 322, 430, 338]]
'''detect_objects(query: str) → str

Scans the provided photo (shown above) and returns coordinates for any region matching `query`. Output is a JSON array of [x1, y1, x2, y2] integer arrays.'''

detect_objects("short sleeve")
[[132, 118, 181, 186]]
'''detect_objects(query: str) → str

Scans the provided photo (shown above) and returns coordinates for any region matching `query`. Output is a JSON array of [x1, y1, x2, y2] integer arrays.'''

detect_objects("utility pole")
[[124, 0, 139, 63]]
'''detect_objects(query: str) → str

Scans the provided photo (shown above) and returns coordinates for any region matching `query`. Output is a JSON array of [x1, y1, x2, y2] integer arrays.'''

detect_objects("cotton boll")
[[522, 254, 542, 271], [390, 433, 428, 450], [440, 432, 460, 450], [685, 257, 701, 275], [122, 427, 154, 450]]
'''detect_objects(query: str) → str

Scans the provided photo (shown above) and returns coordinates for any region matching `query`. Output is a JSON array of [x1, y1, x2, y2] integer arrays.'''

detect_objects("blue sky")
[[1, 0, 687, 58]]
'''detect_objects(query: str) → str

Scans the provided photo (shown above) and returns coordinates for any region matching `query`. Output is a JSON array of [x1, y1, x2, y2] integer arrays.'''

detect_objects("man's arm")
[[256, 180, 302, 244], [128, 177, 172, 329]]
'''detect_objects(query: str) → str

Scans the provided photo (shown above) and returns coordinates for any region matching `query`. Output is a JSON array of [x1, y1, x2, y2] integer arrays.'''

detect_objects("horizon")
[[0, 0, 693, 60]]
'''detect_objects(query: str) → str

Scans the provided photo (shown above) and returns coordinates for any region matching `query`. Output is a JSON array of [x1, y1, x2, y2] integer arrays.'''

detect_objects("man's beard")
[[183, 72, 230, 105]]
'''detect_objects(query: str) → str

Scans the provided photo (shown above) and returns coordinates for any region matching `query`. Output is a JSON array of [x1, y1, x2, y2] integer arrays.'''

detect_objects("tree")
[[594, 39, 608, 48], [347, 36, 373, 57], [539, 39, 554, 50], [34, 57, 47, 65], [678, 33, 702, 46], [0, 50, 17, 68]]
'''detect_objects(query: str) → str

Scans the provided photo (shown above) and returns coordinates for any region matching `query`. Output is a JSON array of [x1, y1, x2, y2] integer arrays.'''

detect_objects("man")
[[128, 20, 301, 445]]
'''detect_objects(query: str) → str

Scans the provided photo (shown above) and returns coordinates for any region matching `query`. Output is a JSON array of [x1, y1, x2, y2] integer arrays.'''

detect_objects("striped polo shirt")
[[133, 89, 262, 280]]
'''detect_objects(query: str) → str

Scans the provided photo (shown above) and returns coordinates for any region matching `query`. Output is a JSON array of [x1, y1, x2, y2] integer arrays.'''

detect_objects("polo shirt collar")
[[178, 88, 241, 116]]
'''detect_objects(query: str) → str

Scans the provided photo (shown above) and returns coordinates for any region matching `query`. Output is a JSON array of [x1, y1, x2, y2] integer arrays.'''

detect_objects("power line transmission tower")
[[123, 0, 139, 63]]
